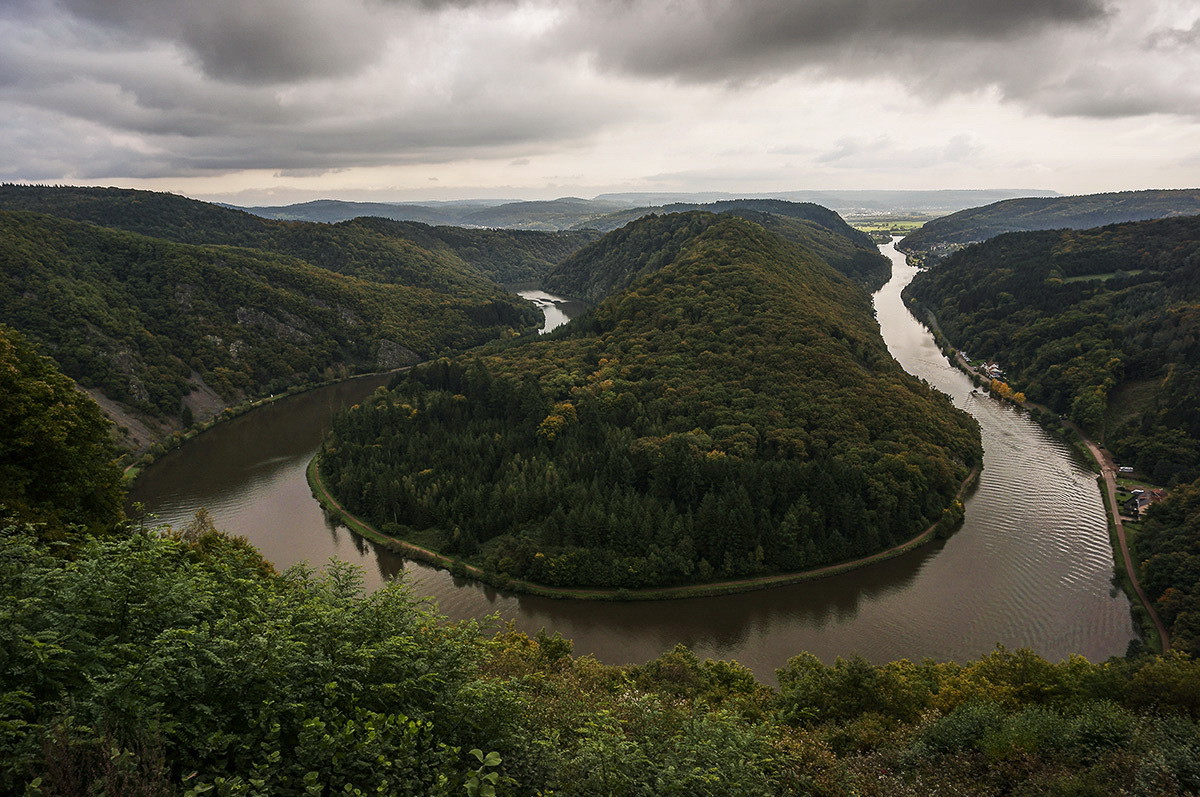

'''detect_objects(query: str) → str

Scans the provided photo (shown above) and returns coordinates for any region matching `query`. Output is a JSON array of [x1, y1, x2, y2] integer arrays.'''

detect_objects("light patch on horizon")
[[0, 0, 1196, 201]]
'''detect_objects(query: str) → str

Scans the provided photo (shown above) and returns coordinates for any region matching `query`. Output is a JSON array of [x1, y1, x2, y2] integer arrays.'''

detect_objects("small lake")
[[130, 244, 1136, 682]]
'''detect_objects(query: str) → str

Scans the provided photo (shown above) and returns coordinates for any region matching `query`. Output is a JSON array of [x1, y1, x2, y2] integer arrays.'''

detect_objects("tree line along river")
[[128, 241, 1136, 683]]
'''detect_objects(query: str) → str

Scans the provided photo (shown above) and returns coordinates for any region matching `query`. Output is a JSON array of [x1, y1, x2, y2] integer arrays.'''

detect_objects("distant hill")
[[904, 214, 1200, 485], [229, 198, 489, 225], [231, 189, 1061, 231], [335, 218, 600, 284], [236, 196, 626, 231], [546, 202, 889, 300], [0, 185, 593, 286], [0, 210, 538, 450], [320, 214, 980, 589], [899, 189, 1200, 255], [458, 198, 628, 231], [595, 189, 1060, 215]]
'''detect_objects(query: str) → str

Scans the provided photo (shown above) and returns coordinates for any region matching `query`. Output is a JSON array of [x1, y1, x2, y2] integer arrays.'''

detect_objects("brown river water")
[[129, 242, 1136, 682]]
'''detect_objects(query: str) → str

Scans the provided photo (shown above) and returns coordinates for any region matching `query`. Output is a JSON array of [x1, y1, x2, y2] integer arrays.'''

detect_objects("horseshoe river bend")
[[128, 241, 1136, 683]]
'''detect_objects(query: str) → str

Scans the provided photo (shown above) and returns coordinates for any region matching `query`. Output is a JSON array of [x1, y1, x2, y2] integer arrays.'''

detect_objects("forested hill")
[[581, 199, 889, 289], [900, 189, 1200, 255], [545, 205, 888, 302], [904, 215, 1200, 485], [0, 210, 538, 450], [338, 217, 600, 284], [0, 185, 595, 285], [0, 324, 124, 535], [321, 214, 980, 590]]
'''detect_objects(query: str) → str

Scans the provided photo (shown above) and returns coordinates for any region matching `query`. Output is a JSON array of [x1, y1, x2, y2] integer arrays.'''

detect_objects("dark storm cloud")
[[53, 0, 393, 84], [558, 0, 1109, 82]]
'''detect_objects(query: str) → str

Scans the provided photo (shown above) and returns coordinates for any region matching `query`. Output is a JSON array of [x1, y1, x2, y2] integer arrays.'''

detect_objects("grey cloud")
[[55, 0, 394, 84], [0, 0, 631, 179], [558, 0, 1108, 82]]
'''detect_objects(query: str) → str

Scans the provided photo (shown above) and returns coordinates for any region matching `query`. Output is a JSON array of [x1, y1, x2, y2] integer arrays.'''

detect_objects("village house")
[[1122, 488, 1167, 520]]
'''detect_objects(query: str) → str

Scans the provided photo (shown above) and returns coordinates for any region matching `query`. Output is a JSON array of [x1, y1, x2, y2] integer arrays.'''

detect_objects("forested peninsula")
[[318, 213, 980, 590]]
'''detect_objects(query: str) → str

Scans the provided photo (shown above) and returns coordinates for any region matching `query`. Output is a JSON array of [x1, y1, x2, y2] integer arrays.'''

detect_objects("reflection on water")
[[516, 289, 588, 334], [131, 267, 1135, 684]]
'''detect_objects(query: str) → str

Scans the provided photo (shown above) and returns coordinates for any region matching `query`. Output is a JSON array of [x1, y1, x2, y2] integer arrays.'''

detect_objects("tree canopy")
[[321, 214, 980, 589], [0, 325, 123, 535], [905, 214, 1200, 484]]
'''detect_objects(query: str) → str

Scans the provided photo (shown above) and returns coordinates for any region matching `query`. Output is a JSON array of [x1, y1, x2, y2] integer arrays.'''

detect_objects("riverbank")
[[122, 369, 407, 484], [307, 454, 979, 601], [905, 297, 1169, 653]]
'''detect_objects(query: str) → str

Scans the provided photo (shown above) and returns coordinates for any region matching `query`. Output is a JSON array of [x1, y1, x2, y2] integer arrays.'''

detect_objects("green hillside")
[[1140, 479, 1200, 656], [900, 189, 1200, 256], [0, 325, 123, 535], [320, 214, 980, 589], [338, 217, 600, 284], [0, 185, 595, 287], [574, 199, 889, 290], [904, 215, 1200, 485], [0, 211, 537, 441]]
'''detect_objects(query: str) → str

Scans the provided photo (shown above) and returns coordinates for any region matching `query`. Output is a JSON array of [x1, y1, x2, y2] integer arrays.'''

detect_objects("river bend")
[[130, 240, 1136, 681]]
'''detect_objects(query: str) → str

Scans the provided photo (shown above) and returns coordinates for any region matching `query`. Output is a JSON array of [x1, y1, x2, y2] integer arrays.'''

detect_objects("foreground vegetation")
[[321, 214, 980, 590], [4, 522, 1200, 796]]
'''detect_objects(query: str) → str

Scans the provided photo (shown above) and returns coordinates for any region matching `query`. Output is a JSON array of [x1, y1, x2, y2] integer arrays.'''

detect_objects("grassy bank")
[[307, 454, 979, 601]]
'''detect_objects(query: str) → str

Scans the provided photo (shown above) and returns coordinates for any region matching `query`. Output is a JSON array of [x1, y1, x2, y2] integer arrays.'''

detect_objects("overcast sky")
[[2, 0, 1197, 204]]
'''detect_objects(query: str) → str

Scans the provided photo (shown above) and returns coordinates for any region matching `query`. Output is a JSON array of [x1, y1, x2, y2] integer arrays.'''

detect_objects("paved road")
[[1066, 425, 1171, 652]]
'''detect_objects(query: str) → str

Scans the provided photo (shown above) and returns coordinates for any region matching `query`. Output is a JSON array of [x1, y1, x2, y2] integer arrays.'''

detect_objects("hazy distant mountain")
[[900, 189, 1200, 254], [233, 198, 511, 225], [231, 189, 1062, 231], [236, 197, 623, 230], [594, 189, 1061, 215]]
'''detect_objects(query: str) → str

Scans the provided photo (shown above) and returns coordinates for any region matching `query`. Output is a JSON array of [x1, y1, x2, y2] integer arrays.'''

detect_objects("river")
[[129, 239, 1136, 682]]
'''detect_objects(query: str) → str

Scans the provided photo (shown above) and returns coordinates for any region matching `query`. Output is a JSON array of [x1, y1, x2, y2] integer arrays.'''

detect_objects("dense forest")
[[320, 214, 980, 589], [0, 325, 124, 536], [571, 199, 890, 290], [904, 215, 1200, 485], [900, 189, 1200, 255], [0, 185, 596, 286], [1140, 479, 1200, 656], [0, 210, 538, 444]]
